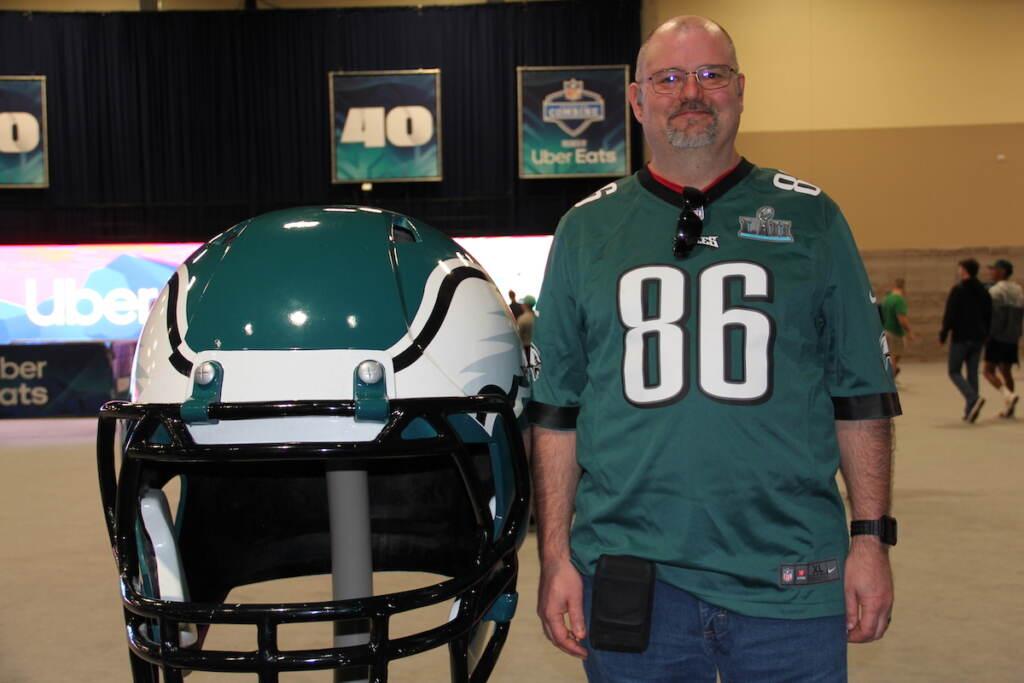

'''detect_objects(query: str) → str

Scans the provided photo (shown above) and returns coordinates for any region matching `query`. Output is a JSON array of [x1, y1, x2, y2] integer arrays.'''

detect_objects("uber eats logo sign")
[[1, 357, 48, 406], [518, 66, 630, 179], [0, 76, 49, 188], [0, 343, 116, 417], [330, 70, 442, 183]]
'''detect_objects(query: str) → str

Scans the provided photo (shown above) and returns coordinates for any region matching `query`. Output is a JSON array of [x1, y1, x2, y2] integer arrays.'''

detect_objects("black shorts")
[[984, 340, 1020, 365]]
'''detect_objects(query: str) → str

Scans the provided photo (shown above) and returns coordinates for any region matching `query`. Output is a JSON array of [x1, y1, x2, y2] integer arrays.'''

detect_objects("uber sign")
[[0, 76, 49, 189], [330, 69, 442, 183]]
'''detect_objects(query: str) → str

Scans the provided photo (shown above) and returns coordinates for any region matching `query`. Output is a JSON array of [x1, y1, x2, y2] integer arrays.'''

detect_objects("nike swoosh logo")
[[828, 566, 837, 574], [869, 291, 878, 304]]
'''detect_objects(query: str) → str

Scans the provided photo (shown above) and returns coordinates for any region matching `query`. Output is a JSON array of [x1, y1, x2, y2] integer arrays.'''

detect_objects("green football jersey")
[[529, 160, 901, 619]]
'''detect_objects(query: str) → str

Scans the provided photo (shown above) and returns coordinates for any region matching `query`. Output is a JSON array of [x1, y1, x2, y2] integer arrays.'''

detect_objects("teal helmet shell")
[[133, 206, 527, 429]]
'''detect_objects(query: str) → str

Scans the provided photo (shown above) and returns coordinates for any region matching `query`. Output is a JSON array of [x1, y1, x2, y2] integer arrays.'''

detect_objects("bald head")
[[636, 16, 738, 82]]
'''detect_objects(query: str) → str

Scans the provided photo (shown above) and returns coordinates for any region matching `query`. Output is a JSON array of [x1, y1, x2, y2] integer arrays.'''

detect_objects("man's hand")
[[537, 557, 588, 659], [844, 537, 894, 643]]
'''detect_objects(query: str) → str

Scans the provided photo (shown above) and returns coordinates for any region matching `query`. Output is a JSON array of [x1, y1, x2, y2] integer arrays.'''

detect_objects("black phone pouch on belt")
[[589, 554, 655, 653]]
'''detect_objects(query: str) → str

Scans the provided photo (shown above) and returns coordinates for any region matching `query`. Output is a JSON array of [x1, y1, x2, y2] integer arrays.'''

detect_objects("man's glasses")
[[645, 65, 737, 94], [674, 186, 705, 259]]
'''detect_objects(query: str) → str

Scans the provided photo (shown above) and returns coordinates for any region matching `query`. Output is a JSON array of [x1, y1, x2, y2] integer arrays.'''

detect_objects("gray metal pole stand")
[[327, 469, 372, 683]]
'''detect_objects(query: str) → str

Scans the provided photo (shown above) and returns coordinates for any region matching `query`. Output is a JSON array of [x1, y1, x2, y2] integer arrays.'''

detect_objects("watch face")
[[881, 516, 898, 545]]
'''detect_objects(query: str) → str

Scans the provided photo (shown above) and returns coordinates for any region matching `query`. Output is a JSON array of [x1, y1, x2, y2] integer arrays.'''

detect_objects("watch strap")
[[850, 516, 898, 545]]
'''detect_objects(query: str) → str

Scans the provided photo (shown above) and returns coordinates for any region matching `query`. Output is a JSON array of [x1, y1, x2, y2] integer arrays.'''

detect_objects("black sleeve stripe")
[[527, 401, 579, 429], [832, 393, 902, 420]]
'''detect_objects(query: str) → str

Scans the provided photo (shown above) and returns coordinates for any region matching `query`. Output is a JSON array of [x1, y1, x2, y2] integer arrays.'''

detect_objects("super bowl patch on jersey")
[[738, 206, 794, 243]]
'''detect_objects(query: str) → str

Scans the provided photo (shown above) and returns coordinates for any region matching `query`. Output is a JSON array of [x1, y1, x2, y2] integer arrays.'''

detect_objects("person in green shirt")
[[529, 15, 900, 683], [881, 278, 914, 377]]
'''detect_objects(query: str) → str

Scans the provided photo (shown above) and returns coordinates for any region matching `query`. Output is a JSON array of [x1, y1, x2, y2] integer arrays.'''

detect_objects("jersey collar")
[[638, 158, 754, 208]]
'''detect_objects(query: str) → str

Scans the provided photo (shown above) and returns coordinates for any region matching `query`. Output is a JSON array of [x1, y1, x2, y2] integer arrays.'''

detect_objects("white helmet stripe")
[[391, 262, 489, 372]]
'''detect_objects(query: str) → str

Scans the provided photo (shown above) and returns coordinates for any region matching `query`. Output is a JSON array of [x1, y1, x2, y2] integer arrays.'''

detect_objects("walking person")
[[529, 16, 900, 683], [982, 259, 1023, 417], [508, 290, 524, 320], [939, 258, 992, 422], [516, 295, 537, 359], [881, 278, 914, 378]]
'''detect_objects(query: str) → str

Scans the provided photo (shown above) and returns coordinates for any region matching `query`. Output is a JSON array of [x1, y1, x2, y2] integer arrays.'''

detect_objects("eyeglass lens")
[[650, 66, 734, 93]]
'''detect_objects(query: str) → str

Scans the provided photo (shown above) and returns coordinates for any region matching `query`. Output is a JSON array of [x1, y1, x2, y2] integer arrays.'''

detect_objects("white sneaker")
[[967, 397, 985, 423], [1000, 394, 1019, 418]]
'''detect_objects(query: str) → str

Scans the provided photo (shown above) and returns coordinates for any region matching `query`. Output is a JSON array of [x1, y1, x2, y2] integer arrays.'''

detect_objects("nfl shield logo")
[[563, 79, 584, 101], [782, 567, 794, 584]]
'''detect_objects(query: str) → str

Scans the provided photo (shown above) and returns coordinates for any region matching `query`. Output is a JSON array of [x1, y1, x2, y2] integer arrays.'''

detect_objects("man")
[[516, 294, 537, 358], [939, 258, 992, 422], [508, 290, 524, 320], [528, 16, 900, 682], [982, 259, 1022, 417], [881, 278, 914, 378]]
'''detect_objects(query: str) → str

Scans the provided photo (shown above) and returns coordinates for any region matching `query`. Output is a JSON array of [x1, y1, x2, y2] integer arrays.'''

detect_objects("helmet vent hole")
[[390, 223, 418, 244]]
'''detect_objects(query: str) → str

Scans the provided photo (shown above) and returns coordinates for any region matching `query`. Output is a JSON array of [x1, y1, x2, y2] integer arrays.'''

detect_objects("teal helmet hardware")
[[97, 206, 532, 682]]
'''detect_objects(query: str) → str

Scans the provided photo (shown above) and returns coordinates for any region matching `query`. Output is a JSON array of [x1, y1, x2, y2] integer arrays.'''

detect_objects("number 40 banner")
[[0, 76, 49, 189], [330, 69, 442, 184]]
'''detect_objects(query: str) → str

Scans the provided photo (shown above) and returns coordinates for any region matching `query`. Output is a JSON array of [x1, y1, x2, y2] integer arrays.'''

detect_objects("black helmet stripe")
[[393, 266, 488, 372], [166, 270, 194, 377]]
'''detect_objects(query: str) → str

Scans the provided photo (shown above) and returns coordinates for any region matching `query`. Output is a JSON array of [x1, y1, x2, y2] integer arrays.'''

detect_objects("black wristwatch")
[[850, 515, 898, 546]]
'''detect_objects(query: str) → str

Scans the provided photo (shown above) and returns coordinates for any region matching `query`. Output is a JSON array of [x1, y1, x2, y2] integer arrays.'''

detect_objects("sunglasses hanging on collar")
[[673, 186, 706, 259]]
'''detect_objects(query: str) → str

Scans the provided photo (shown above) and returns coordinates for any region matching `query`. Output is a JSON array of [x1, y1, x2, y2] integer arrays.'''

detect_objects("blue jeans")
[[581, 575, 847, 683], [948, 340, 983, 412]]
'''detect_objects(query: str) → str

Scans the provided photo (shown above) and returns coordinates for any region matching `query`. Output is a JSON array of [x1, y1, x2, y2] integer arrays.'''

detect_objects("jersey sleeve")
[[527, 219, 586, 430], [820, 204, 902, 420]]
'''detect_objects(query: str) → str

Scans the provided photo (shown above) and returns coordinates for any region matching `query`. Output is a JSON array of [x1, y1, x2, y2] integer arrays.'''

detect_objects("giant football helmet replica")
[[97, 207, 531, 682]]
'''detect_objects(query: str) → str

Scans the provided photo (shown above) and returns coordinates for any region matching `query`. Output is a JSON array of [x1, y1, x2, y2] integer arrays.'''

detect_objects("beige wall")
[[644, 0, 1024, 249], [643, 0, 1024, 132]]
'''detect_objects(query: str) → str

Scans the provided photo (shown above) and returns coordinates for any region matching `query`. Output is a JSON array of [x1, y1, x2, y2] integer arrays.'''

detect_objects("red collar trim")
[[647, 161, 742, 193]]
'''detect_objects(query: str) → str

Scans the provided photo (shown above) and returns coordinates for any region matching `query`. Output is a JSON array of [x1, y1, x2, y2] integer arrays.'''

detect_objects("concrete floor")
[[1, 361, 1021, 682]]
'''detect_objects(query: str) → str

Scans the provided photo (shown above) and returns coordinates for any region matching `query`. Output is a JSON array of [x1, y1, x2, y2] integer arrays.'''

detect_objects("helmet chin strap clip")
[[181, 360, 224, 424], [354, 359, 389, 422]]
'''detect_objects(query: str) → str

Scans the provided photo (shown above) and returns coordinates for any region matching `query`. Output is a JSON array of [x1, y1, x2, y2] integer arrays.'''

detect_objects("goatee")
[[666, 103, 718, 149]]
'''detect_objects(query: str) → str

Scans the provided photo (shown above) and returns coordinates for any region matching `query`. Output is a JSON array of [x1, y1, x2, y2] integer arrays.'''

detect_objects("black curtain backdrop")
[[0, 2, 641, 244]]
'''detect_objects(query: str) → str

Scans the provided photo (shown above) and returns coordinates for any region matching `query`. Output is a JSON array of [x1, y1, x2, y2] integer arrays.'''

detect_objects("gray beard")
[[666, 119, 718, 148], [665, 108, 719, 149]]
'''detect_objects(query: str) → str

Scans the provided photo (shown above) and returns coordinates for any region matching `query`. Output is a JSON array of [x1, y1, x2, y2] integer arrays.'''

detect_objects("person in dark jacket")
[[508, 290, 524, 320], [939, 258, 992, 422]]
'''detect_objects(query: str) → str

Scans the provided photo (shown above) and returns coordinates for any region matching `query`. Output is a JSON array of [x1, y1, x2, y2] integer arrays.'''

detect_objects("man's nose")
[[678, 72, 703, 101]]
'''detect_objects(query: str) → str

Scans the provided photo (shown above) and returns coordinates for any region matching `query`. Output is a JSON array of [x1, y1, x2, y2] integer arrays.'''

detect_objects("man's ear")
[[628, 81, 645, 121]]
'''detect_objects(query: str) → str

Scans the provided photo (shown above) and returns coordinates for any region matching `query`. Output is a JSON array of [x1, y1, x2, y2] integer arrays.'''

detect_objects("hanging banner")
[[0, 76, 48, 189], [517, 65, 630, 179], [0, 342, 115, 418], [330, 69, 442, 184]]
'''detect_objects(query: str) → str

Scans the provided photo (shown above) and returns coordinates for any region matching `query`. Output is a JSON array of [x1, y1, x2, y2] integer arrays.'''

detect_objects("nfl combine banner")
[[0, 76, 48, 189], [330, 69, 442, 183], [517, 65, 630, 179]]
